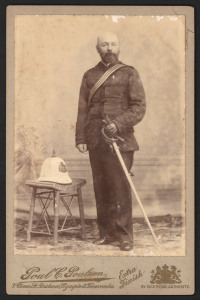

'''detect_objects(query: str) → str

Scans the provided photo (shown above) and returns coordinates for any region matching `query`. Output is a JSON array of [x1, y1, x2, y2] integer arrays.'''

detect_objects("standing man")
[[76, 32, 146, 251]]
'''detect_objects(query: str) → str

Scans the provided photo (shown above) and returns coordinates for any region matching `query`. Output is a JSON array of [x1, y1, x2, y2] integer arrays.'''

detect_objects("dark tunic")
[[75, 60, 146, 243]]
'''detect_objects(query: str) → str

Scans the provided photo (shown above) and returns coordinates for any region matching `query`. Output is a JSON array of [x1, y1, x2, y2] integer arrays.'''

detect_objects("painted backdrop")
[[14, 15, 185, 218]]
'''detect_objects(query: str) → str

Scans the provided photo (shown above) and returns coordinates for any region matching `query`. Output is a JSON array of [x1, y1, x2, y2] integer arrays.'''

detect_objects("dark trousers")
[[89, 137, 134, 242]]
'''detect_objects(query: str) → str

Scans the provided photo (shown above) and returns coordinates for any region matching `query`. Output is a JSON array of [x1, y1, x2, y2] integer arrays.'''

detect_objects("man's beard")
[[101, 52, 118, 64]]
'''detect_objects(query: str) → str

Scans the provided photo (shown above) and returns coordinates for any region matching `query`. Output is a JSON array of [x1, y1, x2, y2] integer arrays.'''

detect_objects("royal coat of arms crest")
[[150, 265, 182, 284]]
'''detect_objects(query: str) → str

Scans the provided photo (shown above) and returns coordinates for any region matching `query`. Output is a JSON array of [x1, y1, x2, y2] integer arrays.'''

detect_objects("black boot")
[[93, 237, 110, 245], [120, 241, 133, 251]]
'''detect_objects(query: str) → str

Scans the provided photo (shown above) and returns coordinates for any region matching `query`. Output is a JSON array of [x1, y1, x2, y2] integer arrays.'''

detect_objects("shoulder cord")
[[88, 63, 126, 106]]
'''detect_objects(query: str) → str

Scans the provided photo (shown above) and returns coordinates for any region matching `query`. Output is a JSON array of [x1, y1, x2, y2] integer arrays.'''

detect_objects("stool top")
[[25, 178, 86, 192]]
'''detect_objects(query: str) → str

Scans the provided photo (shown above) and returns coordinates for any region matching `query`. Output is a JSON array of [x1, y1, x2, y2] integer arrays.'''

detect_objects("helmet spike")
[[52, 149, 56, 157]]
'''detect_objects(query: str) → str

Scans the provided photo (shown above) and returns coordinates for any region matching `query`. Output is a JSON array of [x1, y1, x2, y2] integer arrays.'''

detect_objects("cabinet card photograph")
[[6, 5, 194, 295]]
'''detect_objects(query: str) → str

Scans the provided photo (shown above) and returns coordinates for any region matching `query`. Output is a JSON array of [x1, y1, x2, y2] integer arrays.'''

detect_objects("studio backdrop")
[[14, 15, 185, 219]]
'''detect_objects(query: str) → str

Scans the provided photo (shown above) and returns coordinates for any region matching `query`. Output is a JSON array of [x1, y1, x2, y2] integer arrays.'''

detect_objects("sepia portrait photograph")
[[6, 5, 194, 295]]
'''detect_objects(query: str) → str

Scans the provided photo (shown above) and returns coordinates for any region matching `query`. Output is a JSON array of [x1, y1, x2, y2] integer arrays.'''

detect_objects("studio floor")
[[14, 215, 185, 256]]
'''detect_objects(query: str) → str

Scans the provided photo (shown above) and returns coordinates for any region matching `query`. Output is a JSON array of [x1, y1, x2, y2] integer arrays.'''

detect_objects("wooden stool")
[[25, 178, 86, 244]]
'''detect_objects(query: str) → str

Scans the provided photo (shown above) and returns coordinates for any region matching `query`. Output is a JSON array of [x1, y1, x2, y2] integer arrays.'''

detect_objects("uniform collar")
[[95, 60, 120, 71], [101, 61, 111, 67]]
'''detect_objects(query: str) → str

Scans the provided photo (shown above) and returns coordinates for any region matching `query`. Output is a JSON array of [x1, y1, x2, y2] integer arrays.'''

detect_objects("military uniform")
[[76, 60, 146, 243]]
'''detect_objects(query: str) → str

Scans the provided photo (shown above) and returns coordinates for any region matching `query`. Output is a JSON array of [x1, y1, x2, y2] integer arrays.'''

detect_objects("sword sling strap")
[[88, 63, 126, 106]]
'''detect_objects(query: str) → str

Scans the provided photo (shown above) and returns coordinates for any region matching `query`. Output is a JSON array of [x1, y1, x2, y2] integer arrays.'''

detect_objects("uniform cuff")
[[76, 139, 86, 147]]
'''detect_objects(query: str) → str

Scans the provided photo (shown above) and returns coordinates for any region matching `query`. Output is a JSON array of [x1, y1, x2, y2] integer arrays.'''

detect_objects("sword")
[[102, 116, 160, 247]]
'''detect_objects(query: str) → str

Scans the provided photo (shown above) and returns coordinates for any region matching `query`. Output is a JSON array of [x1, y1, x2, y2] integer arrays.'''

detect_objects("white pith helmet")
[[37, 151, 72, 184]]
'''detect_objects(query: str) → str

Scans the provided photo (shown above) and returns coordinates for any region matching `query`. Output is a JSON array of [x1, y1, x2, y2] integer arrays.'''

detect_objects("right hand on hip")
[[76, 144, 87, 153]]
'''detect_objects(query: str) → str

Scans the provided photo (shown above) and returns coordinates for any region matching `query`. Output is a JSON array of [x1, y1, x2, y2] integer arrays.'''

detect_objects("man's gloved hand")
[[103, 122, 118, 137], [76, 144, 87, 153]]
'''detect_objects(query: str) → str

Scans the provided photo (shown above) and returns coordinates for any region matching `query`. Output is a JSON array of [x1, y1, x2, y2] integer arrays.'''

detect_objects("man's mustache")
[[104, 52, 117, 57]]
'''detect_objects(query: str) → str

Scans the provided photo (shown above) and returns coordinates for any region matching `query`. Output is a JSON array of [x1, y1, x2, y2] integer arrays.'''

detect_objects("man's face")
[[96, 32, 120, 64]]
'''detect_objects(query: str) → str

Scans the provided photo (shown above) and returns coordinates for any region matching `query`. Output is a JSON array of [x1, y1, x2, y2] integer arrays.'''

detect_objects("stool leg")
[[77, 187, 86, 240], [53, 190, 60, 245], [27, 187, 36, 242]]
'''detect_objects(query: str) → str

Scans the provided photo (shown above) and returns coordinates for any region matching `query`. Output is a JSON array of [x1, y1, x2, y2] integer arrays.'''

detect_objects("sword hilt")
[[103, 115, 124, 142], [101, 127, 118, 143]]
